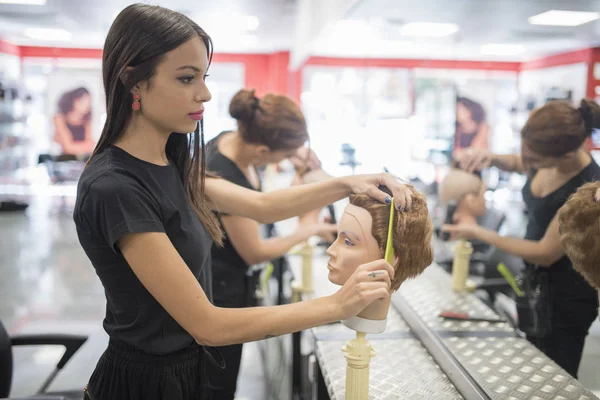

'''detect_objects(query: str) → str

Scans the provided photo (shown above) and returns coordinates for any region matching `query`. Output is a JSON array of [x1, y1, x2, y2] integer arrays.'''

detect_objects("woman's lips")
[[188, 111, 204, 120]]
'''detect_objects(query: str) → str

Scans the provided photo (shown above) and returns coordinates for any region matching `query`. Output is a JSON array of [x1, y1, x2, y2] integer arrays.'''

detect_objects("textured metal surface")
[[397, 264, 514, 333], [316, 339, 464, 400], [311, 306, 411, 340], [444, 337, 599, 400]]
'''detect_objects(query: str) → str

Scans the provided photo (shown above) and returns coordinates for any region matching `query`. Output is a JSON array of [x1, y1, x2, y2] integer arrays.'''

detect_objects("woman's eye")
[[344, 238, 355, 247], [178, 76, 194, 84]]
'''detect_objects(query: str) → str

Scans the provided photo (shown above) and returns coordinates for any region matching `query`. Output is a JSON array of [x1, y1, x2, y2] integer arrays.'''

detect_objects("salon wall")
[[0, 39, 21, 82]]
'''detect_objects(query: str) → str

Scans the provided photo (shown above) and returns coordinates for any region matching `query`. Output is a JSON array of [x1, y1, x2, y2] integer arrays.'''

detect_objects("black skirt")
[[85, 339, 207, 400]]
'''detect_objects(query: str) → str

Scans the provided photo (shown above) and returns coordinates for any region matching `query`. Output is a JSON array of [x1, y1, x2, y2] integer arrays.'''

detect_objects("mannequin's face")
[[326, 204, 380, 285], [461, 182, 487, 217]]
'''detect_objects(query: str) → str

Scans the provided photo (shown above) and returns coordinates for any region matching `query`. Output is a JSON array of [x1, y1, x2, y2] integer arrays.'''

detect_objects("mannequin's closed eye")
[[340, 231, 360, 247]]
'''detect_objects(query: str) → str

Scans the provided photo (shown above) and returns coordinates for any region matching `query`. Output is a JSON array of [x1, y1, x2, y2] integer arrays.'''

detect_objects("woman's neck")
[[113, 116, 171, 166], [219, 131, 254, 169], [556, 149, 591, 175]]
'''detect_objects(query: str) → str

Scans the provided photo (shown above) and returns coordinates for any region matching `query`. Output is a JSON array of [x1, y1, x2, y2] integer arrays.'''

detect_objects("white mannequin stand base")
[[342, 316, 387, 334]]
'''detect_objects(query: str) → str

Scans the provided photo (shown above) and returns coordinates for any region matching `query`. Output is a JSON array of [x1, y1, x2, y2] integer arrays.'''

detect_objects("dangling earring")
[[132, 93, 141, 111]]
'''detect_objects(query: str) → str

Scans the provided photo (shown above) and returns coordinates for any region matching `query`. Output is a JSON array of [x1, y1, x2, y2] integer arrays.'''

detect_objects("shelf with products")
[[0, 81, 35, 207]]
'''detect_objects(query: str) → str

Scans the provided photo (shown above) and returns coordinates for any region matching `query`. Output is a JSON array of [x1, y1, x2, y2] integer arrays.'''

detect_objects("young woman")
[[73, 4, 412, 399], [53, 87, 95, 155], [204, 89, 336, 399], [444, 99, 600, 378]]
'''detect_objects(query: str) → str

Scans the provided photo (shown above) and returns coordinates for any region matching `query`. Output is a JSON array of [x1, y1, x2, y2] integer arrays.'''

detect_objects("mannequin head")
[[558, 181, 600, 289], [326, 185, 434, 291], [438, 168, 486, 222]]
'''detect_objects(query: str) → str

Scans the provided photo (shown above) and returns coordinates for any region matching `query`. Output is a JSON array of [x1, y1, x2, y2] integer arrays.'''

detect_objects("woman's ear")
[[120, 66, 134, 87]]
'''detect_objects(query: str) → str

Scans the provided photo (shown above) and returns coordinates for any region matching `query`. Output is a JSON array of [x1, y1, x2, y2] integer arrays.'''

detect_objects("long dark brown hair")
[[89, 3, 223, 244], [58, 87, 91, 123]]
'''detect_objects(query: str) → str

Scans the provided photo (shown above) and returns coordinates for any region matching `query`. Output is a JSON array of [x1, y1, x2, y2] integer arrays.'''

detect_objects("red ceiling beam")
[[520, 48, 594, 71], [18, 46, 103, 58], [305, 56, 521, 71], [0, 38, 20, 56]]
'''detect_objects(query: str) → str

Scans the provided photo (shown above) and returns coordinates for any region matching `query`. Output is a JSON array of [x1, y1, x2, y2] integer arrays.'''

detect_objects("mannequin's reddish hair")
[[558, 181, 600, 289]]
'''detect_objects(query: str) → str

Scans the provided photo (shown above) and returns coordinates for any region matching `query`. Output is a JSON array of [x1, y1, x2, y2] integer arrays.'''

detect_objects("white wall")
[[0, 52, 21, 82], [519, 63, 588, 107]]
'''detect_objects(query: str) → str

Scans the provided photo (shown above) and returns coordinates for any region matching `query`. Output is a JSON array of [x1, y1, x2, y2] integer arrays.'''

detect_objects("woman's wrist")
[[337, 175, 358, 197], [323, 294, 345, 322]]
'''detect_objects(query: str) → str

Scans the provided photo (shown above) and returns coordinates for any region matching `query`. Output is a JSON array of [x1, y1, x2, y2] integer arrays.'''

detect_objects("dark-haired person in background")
[[73, 4, 412, 399], [205, 88, 336, 399], [53, 87, 96, 155], [453, 96, 489, 156], [443, 99, 600, 378]]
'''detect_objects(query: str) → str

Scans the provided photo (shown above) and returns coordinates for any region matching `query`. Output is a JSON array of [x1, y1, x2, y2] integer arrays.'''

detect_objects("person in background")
[[53, 87, 96, 155], [453, 96, 489, 156], [205, 88, 337, 399], [443, 99, 600, 378]]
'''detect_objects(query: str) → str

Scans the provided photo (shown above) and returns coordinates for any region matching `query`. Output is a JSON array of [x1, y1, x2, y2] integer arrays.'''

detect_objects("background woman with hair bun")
[[443, 98, 600, 378], [205, 88, 337, 399]]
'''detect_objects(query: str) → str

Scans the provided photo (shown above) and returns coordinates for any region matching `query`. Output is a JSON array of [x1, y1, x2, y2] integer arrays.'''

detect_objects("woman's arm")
[[490, 153, 525, 173], [456, 148, 524, 174], [53, 115, 95, 155], [220, 215, 335, 265], [53, 114, 78, 154], [205, 173, 413, 224], [442, 214, 564, 267], [119, 231, 393, 347], [82, 120, 96, 154], [470, 123, 489, 149]]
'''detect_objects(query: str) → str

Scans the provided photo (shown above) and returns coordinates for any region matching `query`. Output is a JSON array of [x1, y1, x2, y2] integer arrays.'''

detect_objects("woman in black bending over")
[[444, 99, 600, 378], [73, 4, 412, 399], [205, 88, 336, 399]]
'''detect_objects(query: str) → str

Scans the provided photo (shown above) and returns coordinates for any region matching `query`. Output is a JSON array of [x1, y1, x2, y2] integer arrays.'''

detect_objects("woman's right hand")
[[332, 259, 394, 320], [455, 148, 493, 173]]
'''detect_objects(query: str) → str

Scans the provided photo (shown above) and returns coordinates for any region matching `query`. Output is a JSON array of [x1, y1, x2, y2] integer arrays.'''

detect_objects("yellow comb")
[[384, 198, 395, 263]]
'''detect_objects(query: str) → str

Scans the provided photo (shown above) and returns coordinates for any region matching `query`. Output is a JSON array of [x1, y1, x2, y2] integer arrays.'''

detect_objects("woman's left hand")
[[440, 223, 480, 241], [345, 173, 413, 211]]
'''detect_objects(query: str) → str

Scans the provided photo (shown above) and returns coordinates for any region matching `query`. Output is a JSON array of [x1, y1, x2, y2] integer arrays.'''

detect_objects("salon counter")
[[288, 248, 598, 400]]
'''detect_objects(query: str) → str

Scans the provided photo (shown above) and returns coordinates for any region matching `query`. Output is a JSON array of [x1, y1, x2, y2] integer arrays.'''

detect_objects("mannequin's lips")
[[327, 264, 335, 271]]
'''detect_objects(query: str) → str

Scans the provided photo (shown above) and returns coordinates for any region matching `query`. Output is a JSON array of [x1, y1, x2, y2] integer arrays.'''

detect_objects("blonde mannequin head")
[[558, 181, 600, 289], [326, 185, 434, 291], [438, 168, 486, 220]]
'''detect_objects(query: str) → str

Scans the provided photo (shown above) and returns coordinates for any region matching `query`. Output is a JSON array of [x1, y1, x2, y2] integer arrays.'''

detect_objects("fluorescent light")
[[25, 28, 72, 41], [481, 43, 525, 56], [528, 10, 599, 26], [400, 22, 459, 37], [0, 0, 46, 4]]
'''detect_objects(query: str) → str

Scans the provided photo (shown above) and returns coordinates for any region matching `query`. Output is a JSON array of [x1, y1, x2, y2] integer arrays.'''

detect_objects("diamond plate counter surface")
[[311, 307, 411, 340], [397, 264, 514, 333], [316, 339, 464, 400], [444, 337, 599, 400]]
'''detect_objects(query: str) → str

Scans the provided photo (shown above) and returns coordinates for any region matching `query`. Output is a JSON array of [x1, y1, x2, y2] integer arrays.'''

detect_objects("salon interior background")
[[2, 0, 600, 399], [1, 0, 600, 183]]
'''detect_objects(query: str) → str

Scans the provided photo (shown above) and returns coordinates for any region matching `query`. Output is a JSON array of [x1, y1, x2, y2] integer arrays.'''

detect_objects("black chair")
[[0, 319, 87, 400]]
